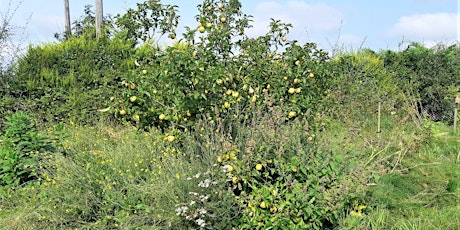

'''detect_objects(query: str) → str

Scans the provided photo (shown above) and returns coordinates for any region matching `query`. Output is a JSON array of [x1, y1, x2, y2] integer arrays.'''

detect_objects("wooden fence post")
[[455, 95, 460, 133]]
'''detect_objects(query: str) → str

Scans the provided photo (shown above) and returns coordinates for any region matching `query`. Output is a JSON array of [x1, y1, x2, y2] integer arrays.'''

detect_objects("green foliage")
[[13, 31, 135, 125], [115, 0, 179, 43], [330, 49, 403, 120], [0, 112, 55, 188], [112, 0, 332, 131], [381, 42, 460, 121], [2, 0, 459, 229], [175, 106, 378, 229]]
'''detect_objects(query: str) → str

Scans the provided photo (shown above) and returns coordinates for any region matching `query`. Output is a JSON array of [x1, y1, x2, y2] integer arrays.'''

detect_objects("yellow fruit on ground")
[[198, 26, 205, 33], [288, 111, 297, 118], [295, 60, 300, 66], [273, 54, 281, 60], [248, 87, 255, 94], [217, 156, 223, 163], [270, 206, 278, 213], [288, 88, 296, 94], [129, 83, 136, 90], [226, 89, 232, 95], [256, 164, 263, 171], [129, 96, 137, 102], [142, 69, 147, 74], [223, 101, 230, 109], [251, 95, 257, 103], [220, 17, 226, 23], [119, 110, 127, 115], [159, 114, 166, 120], [232, 176, 238, 184], [232, 91, 239, 98], [295, 88, 301, 94], [309, 72, 314, 78], [284, 76, 288, 81], [293, 78, 300, 84], [260, 201, 267, 209]]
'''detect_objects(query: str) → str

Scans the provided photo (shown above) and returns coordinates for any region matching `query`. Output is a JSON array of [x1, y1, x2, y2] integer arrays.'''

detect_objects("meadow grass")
[[338, 122, 460, 230], [0, 111, 458, 229]]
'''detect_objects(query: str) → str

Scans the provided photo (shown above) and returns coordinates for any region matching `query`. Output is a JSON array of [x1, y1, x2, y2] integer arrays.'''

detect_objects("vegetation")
[[1, 0, 459, 229]]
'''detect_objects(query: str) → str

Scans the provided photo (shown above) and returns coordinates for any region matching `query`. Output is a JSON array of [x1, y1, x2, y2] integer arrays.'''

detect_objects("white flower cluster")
[[175, 206, 188, 216], [176, 170, 219, 228], [196, 218, 206, 228], [198, 179, 212, 188]]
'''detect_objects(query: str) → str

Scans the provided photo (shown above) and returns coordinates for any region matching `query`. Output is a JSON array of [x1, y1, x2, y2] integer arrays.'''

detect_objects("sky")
[[1, 0, 458, 53]]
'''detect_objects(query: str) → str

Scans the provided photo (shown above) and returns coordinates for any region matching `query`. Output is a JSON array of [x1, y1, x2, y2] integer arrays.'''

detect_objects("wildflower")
[[198, 208, 207, 215], [199, 195, 209, 202], [175, 206, 188, 216], [198, 179, 211, 188], [196, 218, 206, 227]]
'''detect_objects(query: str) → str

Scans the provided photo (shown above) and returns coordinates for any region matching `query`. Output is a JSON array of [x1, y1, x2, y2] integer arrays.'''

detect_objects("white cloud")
[[385, 13, 456, 41], [246, 0, 343, 39]]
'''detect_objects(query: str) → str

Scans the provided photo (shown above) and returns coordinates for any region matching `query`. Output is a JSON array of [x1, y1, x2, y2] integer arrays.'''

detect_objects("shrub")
[[14, 31, 136, 125], [381, 42, 460, 122], [0, 112, 56, 188]]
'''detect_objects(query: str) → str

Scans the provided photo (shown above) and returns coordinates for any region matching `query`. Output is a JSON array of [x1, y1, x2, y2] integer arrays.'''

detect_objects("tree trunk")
[[95, 0, 103, 37], [64, 0, 71, 36]]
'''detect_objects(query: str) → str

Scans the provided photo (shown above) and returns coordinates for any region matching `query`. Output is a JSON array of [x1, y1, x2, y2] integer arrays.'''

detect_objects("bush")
[[13, 32, 136, 125], [0, 112, 57, 188], [381, 42, 460, 122]]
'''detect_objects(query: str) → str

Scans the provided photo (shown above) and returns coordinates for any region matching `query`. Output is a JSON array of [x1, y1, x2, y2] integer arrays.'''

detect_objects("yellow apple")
[[260, 201, 267, 209], [129, 96, 137, 102], [129, 83, 136, 90], [288, 111, 297, 118]]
